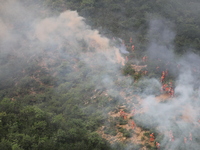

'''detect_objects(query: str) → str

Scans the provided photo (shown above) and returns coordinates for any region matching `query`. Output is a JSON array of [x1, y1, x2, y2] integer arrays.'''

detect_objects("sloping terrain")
[[1, 1, 200, 150]]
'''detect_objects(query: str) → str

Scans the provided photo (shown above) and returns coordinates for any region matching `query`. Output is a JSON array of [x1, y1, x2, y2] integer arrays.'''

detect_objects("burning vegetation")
[[0, 0, 200, 150]]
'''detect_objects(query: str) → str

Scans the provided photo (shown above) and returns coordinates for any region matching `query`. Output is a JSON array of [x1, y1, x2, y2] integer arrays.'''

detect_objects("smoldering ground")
[[138, 17, 200, 150], [1, 0, 200, 150]]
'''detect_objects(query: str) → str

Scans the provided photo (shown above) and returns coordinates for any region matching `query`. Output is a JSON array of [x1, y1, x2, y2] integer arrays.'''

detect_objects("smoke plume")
[[139, 17, 200, 149], [1, 0, 200, 150]]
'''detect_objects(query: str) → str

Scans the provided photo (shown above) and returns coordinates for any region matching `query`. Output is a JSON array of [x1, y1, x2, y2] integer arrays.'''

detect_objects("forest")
[[1, 0, 200, 150]]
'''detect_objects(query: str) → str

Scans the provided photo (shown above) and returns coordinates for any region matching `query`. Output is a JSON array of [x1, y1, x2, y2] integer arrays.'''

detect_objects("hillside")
[[1, 0, 200, 150]]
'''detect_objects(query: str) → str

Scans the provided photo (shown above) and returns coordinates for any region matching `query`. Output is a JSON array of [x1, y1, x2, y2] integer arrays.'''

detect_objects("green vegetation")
[[143, 132, 150, 138], [0, 50, 116, 150], [123, 63, 136, 76], [104, 127, 117, 136], [1, 0, 200, 150], [117, 127, 132, 138], [44, 0, 200, 53]]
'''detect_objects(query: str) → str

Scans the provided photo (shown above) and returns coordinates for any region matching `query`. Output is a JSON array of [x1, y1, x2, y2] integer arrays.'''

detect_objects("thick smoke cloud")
[[34, 10, 127, 97], [0, 1, 127, 97], [34, 10, 124, 63], [146, 18, 176, 69], [0, 19, 9, 40], [1, 0, 200, 150], [140, 17, 200, 149]]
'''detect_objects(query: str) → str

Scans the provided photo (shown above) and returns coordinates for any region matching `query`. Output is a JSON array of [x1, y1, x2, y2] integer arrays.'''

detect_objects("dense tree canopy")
[[1, 0, 200, 150]]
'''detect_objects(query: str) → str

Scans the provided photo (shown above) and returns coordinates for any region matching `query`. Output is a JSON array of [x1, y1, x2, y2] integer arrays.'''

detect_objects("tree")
[[0, 139, 12, 150]]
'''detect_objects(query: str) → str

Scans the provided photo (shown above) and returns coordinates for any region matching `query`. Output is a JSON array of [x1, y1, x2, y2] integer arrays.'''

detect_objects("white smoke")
[[35, 10, 124, 64], [138, 17, 200, 149], [1, 1, 200, 150]]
